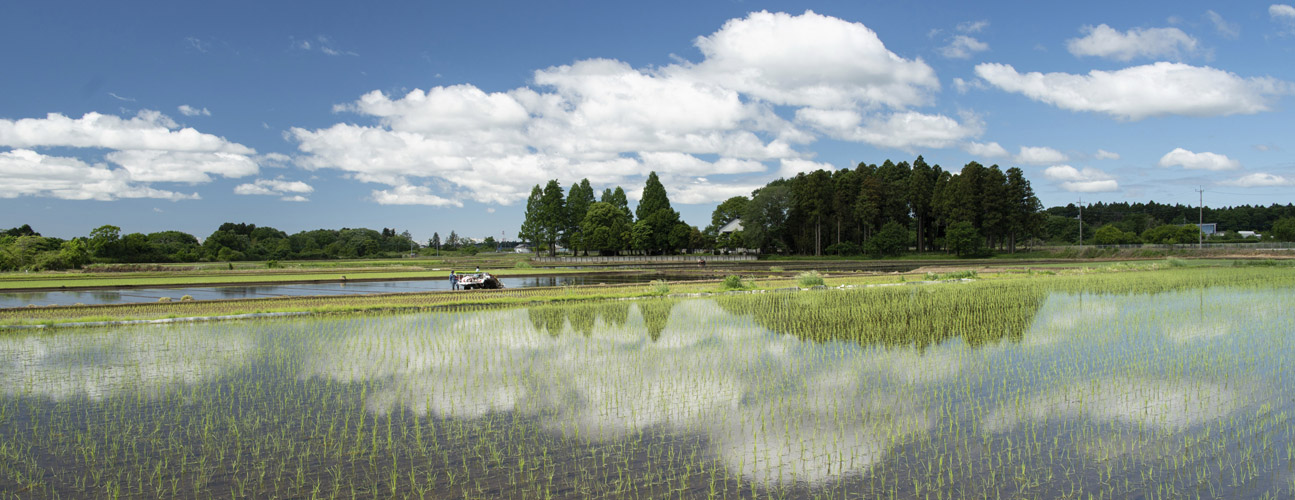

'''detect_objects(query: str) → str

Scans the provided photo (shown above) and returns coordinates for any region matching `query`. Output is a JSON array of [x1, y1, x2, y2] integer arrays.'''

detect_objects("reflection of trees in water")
[[220, 287, 258, 297], [6, 292, 51, 302], [89, 290, 122, 301], [528, 301, 634, 337], [717, 283, 1043, 349], [636, 298, 677, 341]]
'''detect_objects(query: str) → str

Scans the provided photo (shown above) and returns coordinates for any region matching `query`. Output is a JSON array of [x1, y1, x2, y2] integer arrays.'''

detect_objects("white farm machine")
[[456, 272, 504, 290]]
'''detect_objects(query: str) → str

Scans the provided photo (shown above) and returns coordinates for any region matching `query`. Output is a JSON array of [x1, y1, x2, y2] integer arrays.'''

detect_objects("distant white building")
[[1196, 223, 1217, 235], [718, 218, 743, 234], [1237, 231, 1261, 238], [513, 244, 532, 253]]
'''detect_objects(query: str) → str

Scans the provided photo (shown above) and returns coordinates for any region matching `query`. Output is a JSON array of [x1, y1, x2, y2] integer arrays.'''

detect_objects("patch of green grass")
[[720, 275, 751, 291], [796, 271, 825, 287]]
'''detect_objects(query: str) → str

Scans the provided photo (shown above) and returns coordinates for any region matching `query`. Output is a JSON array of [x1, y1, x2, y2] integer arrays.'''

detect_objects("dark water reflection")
[[0, 284, 1291, 498], [0, 273, 677, 308]]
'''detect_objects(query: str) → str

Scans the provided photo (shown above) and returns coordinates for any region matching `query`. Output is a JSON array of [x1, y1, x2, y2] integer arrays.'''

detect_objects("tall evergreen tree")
[[830, 169, 859, 246], [602, 187, 631, 218], [854, 164, 884, 241], [875, 160, 912, 227], [636, 172, 671, 221], [907, 156, 937, 252], [565, 179, 595, 255], [1005, 167, 1043, 252], [538, 180, 566, 256], [789, 170, 832, 255], [518, 185, 544, 249], [979, 166, 1011, 249], [634, 172, 680, 254]]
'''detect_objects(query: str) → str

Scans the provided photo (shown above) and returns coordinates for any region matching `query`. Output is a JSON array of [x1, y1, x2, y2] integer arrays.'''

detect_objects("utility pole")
[[1077, 197, 1084, 247], [1195, 186, 1204, 249]]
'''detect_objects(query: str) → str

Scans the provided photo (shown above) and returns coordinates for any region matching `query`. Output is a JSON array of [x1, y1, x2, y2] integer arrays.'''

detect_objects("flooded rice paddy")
[[0, 276, 1292, 498], [0, 274, 675, 308]]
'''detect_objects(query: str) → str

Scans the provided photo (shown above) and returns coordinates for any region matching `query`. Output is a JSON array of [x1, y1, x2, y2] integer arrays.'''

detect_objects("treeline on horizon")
[[0, 222, 495, 272]]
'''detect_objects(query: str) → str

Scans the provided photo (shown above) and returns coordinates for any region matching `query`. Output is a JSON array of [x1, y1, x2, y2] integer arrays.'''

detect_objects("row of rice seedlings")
[[0, 267, 1291, 498]]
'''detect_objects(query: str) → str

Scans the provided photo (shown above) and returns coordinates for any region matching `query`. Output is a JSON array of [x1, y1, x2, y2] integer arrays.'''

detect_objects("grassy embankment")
[[3, 258, 1290, 327]]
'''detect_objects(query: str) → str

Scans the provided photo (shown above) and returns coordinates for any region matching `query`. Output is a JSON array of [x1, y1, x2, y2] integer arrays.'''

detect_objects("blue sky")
[[2, 1, 1294, 242]]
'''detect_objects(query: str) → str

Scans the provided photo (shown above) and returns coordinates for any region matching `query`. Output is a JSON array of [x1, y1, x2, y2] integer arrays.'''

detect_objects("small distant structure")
[[1237, 230, 1261, 238], [718, 218, 743, 235], [1196, 223, 1217, 236], [514, 244, 532, 254]]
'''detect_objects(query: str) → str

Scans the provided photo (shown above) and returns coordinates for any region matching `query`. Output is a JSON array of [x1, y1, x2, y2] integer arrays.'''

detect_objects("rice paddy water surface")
[[0, 269, 1292, 498]]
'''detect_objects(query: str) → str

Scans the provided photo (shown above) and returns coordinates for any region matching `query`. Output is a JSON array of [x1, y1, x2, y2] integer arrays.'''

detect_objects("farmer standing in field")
[[449, 270, 457, 290]]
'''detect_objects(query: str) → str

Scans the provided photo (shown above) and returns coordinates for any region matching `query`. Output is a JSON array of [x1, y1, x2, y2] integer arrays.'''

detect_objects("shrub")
[[266, 260, 280, 269], [650, 279, 670, 295], [946, 222, 988, 258], [769, 266, 784, 272], [721, 275, 749, 290], [1093, 224, 1139, 245], [1167, 258, 1187, 267], [866, 222, 910, 257], [158, 297, 172, 303], [514, 260, 533, 269], [797, 271, 824, 288], [180, 295, 194, 301]]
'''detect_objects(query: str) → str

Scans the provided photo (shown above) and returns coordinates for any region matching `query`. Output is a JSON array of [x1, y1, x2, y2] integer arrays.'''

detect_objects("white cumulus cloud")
[[1273, 4, 1295, 22], [797, 109, 981, 150], [234, 178, 315, 201], [0, 110, 252, 153], [975, 62, 1292, 120], [107, 150, 258, 183], [0, 149, 198, 201], [1220, 173, 1294, 187], [683, 10, 940, 110], [292, 11, 970, 207], [1066, 24, 1198, 61], [0, 110, 258, 201], [1016, 146, 1068, 165], [1043, 165, 1119, 192], [963, 141, 1010, 158], [372, 185, 463, 207], [1094, 149, 1120, 160], [1157, 148, 1240, 171]]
